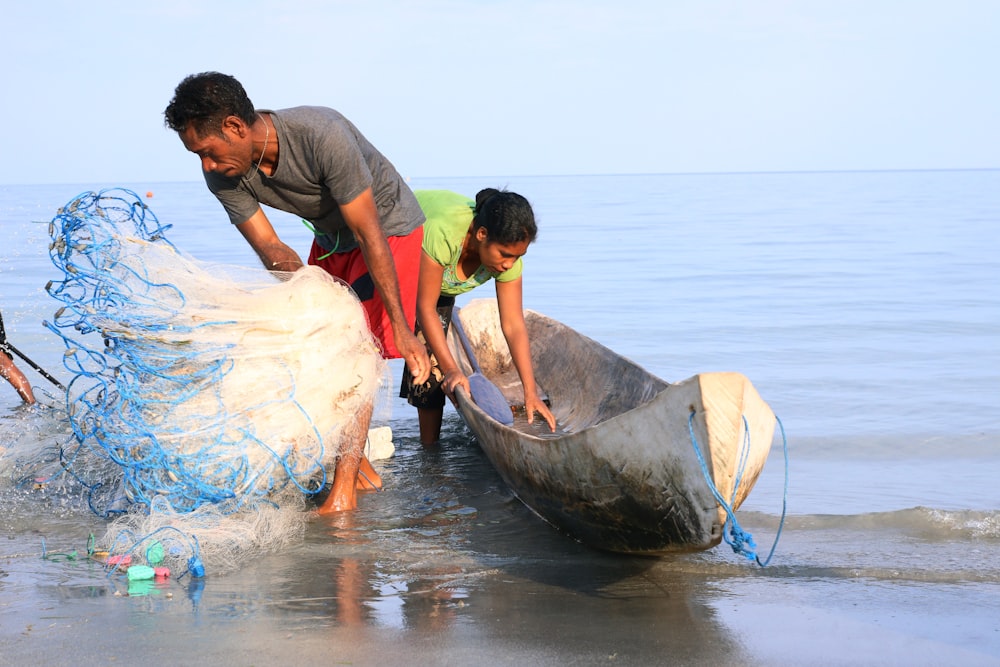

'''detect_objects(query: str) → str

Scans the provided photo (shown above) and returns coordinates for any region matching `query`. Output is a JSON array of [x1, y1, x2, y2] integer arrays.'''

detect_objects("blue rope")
[[688, 411, 789, 566]]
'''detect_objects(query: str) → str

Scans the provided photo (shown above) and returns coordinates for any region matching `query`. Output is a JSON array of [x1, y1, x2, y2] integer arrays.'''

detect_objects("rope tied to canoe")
[[688, 412, 788, 566]]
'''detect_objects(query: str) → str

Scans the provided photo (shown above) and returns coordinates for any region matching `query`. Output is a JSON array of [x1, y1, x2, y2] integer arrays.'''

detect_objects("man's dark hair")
[[164, 72, 256, 137]]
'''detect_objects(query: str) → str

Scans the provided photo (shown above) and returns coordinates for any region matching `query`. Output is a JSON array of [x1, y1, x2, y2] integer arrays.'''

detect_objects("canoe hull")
[[448, 299, 776, 555]]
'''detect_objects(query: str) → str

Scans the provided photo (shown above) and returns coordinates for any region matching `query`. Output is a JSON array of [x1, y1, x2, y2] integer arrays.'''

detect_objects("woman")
[[401, 188, 556, 445]]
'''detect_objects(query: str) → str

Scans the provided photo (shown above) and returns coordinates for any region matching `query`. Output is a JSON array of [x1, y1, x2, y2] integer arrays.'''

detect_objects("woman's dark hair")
[[163, 72, 256, 137], [472, 188, 538, 245]]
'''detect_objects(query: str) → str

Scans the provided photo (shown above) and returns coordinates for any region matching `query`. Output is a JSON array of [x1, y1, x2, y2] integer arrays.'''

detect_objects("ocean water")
[[0, 171, 998, 665]]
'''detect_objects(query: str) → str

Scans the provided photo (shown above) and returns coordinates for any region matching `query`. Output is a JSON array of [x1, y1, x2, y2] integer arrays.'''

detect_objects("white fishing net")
[[33, 188, 390, 574]]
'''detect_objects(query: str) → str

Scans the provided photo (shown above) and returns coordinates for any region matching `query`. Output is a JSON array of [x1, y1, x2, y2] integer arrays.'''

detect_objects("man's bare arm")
[[340, 189, 430, 382], [236, 207, 304, 274]]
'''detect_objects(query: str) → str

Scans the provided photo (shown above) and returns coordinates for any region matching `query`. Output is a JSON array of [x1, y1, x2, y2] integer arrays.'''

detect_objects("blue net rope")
[[688, 411, 788, 566]]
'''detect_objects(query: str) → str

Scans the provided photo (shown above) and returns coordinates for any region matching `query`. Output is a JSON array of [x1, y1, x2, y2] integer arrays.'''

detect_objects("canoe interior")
[[454, 302, 669, 434]]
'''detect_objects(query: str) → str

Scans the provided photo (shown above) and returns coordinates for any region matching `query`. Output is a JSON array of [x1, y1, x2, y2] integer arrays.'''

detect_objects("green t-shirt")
[[415, 190, 523, 297]]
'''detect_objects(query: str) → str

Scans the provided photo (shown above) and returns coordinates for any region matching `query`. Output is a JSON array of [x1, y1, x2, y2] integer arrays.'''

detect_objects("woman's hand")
[[441, 368, 470, 398], [525, 393, 556, 432]]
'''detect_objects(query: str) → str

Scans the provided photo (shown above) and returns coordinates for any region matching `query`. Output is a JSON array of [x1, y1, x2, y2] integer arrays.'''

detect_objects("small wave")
[[919, 507, 1000, 539], [740, 506, 1000, 540]]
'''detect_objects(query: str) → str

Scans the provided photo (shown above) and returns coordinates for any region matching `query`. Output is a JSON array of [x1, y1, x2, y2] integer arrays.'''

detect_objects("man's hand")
[[395, 327, 431, 385]]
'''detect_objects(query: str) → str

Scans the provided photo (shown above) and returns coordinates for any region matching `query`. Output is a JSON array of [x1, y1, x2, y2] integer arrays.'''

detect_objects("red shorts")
[[308, 227, 423, 359]]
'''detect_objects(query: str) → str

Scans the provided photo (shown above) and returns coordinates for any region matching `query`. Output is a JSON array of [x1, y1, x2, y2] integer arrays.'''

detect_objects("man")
[[164, 72, 430, 513]]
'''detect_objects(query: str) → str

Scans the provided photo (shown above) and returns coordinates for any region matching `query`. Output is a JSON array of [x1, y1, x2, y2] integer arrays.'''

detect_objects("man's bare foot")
[[356, 455, 383, 491], [317, 457, 360, 514], [317, 489, 357, 514]]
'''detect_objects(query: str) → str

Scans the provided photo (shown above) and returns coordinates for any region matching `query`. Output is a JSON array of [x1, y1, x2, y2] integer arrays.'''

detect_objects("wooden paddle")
[[451, 310, 514, 425]]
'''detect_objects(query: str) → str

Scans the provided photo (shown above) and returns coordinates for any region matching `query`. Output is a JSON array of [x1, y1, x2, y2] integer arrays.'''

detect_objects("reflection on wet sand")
[[214, 433, 740, 662]]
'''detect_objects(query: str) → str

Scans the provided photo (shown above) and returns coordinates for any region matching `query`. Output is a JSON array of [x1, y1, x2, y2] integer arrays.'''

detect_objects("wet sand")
[[3, 548, 996, 666], [3, 432, 998, 667]]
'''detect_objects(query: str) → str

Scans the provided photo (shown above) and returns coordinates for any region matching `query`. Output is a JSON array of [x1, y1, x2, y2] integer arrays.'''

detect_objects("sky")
[[3, 0, 998, 185]]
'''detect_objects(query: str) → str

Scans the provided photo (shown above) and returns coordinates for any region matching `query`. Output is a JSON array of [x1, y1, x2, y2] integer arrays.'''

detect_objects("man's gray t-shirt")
[[205, 106, 424, 253]]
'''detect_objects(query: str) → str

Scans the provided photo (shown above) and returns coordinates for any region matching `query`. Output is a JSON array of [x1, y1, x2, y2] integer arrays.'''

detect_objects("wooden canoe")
[[447, 298, 776, 555]]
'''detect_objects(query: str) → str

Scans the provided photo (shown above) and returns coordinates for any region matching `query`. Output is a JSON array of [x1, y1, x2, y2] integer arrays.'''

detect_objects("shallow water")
[[2, 171, 999, 664]]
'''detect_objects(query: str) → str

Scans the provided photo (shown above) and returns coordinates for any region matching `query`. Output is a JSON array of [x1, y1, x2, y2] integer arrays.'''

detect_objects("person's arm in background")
[[0, 353, 35, 404]]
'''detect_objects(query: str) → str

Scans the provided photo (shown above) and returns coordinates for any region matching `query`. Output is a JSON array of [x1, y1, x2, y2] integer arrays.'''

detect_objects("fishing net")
[[36, 188, 389, 574]]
